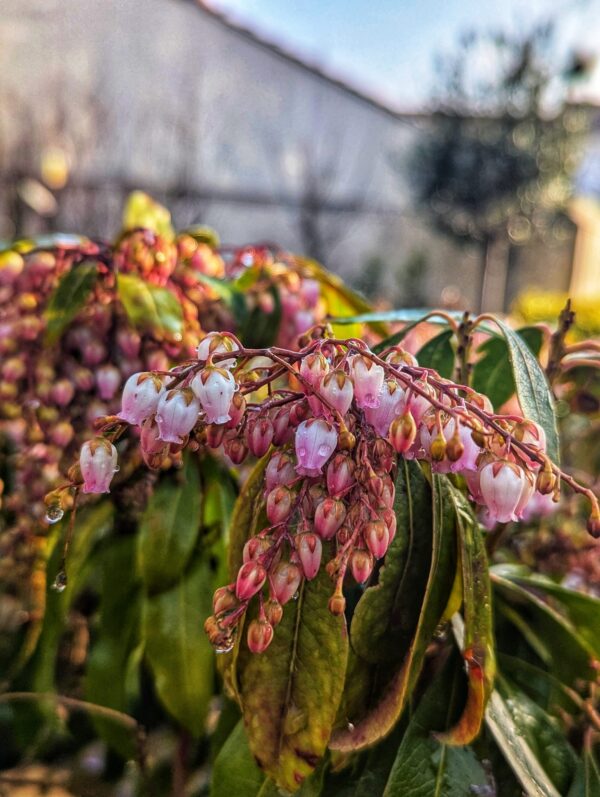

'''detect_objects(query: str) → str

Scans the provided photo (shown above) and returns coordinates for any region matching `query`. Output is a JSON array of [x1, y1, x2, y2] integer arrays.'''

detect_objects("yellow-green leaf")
[[122, 191, 174, 239], [116, 273, 183, 338], [44, 262, 98, 344]]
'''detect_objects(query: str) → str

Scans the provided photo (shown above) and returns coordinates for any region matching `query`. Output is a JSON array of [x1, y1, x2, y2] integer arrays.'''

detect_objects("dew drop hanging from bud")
[[45, 506, 64, 524]]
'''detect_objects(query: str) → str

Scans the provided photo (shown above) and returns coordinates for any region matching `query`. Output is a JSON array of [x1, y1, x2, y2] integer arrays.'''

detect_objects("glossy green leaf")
[[331, 474, 456, 752], [382, 656, 489, 796], [416, 328, 456, 378], [228, 455, 269, 579], [117, 273, 183, 337], [350, 460, 433, 664], [331, 309, 464, 326], [142, 555, 215, 737], [137, 454, 202, 593], [568, 752, 600, 797], [235, 549, 348, 792], [438, 487, 494, 745], [122, 190, 174, 239], [86, 536, 141, 755], [497, 676, 577, 794], [44, 262, 98, 344], [211, 720, 266, 797], [239, 285, 282, 348], [492, 571, 597, 686], [472, 327, 543, 410], [486, 318, 559, 463]]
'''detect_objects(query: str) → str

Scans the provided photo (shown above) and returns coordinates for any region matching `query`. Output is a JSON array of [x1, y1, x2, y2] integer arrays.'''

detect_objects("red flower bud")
[[350, 549, 374, 584], [296, 532, 322, 580], [266, 485, 294, 525], [314, 498, 346, 540], [247, 619, 274, 653], [246, 416, 274, 457], [364, 520, 390, 559], [235, 561, 267, 601], [271, 561, 302, 604], [389, 412, 417, 454]]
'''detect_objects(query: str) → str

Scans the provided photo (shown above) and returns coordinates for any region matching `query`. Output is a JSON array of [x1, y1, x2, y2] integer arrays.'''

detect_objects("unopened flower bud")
[[243, 536, 270, 563], [206, 423, 226, 448], [296, 532, 322, 580], [314, 497, 347, 540], [271, 561, 302, 604], [272, 406, 293, 445], [364, 519, 390, 559], [264, 599, 283, 627], [79, 438, 118, 494], [536, 467, 555, 496], [265, 451, 296, 491], [326, 454, 355, 496], [328, 591, 346, 616], [226, 391, 246, 428], [266, 485, 294, 524], [225, 437, 248, 465], [50, 379, 75, 407], [235, 561, 267, 601], [587, 512, 600, 538], [246, 416, 274, 457], [247, 619, 274, 653], [95, 364, 121, 401], [445, 433, 464, 463], [338, 429, 356, 451], [430, 432, 447, 462], [213, 586, 238, 615], [389, 412, 417, 454], [350, 549, 374, 584]]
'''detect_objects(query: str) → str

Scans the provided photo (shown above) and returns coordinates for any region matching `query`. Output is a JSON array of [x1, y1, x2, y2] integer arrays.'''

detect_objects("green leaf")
[[116, 273, 183, 338], [86, 536, 141, 755], [299, 256, 388, 338], [350, 460, 433, 664], [568, 752, 600, 797], [44, 262, 98, 344], [492, 570, 597, 686], [330, 474, 456, 752], [416, 328, 456, 377], [211, 720, 266, 797], [228, 455, 270, 580], [122, 191, 174, 239], [331, 309, 464, 326], [497, 676, 577, 793], [472, 327, 543, 409], [239, 285, 282, 348], [235, 547, 349, 792], [484, 318, 559, 463], [142, 554, 215, 737], [438, 487, 494, 745], [137, 454, 202, 593], [383, 653, 489, 796]]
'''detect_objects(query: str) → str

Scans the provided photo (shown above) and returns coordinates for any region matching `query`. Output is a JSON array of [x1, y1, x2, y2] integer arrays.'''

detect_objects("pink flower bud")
[[116, 328, 141, 358], [226, 392, 246, 428], [295, 419, 337, 477], [82, 340, 107, 367], [196, 332, 239, 369], [383, 507, 397, 541], [479, 461, 526, 523], [314, 498, 346, 539], [191, 366, 236, 424], [140, 417, 166, 462], [146, 349, 170, 372], [364, 380, 405, 436], [95, 364, 122, 401], [271, 561, 302, 604], [300, 352, 329, 387], [243, 537, 270, 563], [326, 454, 355, 496], [50, 379, 75, 407], [350, 549, 374, 584], [50, 421, 74, 447], [296, 532, 322, 580], [235, 560, 267, 601], [389, 412, 417, 454], [320, 370, 354, 415], [351, 355, 384, 409], [155, 388, 199, 444], [246, 415, 275, 457], [364, 520, 390, 559], [247, 619, 274, 653], [404, 380, 436, 425], [72, 366, 95, 391], [1, 357, 26, 382], [272, 406, 293, 445], [265, 451, 296, 491], [80, 438, 118, 494], [266, 485, 294, 524], [224, 437, 248, 465], [206, 424, 226, 448], [119, 372, 164, 425]]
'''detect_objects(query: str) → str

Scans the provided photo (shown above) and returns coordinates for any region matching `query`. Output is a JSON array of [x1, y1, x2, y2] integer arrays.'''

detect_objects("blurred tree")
[[410, 22, 591, 311]]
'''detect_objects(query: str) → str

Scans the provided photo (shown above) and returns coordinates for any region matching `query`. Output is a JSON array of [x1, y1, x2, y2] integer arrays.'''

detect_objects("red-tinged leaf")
[[329, 474, 456, 752], [437, 487, 494, 745]]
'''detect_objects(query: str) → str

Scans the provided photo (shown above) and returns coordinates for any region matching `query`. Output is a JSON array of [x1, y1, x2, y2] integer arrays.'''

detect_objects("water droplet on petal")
[[52, 570, 68, 593], [45, 506, 64, 524], [318, 444, 330, 456]]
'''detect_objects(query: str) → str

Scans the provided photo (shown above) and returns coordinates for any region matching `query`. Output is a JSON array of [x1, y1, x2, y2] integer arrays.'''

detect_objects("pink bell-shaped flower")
[[364, 380, 405, 436], [155, 388, 200, 444], [295, 419, 338, 477], [80, 438, 118, 494], [300, 352, 329, 387], [196, 332, 239, 368], [351, 355, 384, 409], [119, 372, 164, 426], [479, 460, 526, 523], [320, 369, 354, 416], [191, 366, 236, 424], [95, 364, 122, 401]]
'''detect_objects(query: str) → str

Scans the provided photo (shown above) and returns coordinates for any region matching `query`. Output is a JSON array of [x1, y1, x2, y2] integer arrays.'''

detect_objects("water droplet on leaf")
[[52, 570, 68, 593], [45, 506, 64, 524]]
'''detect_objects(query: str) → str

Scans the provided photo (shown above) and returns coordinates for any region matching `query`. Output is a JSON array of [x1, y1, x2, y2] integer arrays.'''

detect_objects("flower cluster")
[[77, 328, 596, 655]]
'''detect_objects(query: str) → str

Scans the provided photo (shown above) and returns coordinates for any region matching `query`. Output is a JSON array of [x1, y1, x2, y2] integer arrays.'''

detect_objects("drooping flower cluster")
[[0, 227, 327, 616], [75, 327, 594, 655]]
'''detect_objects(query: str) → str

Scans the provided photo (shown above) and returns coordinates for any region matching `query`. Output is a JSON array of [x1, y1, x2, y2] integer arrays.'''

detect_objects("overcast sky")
[[211, 0, 600, 110]]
